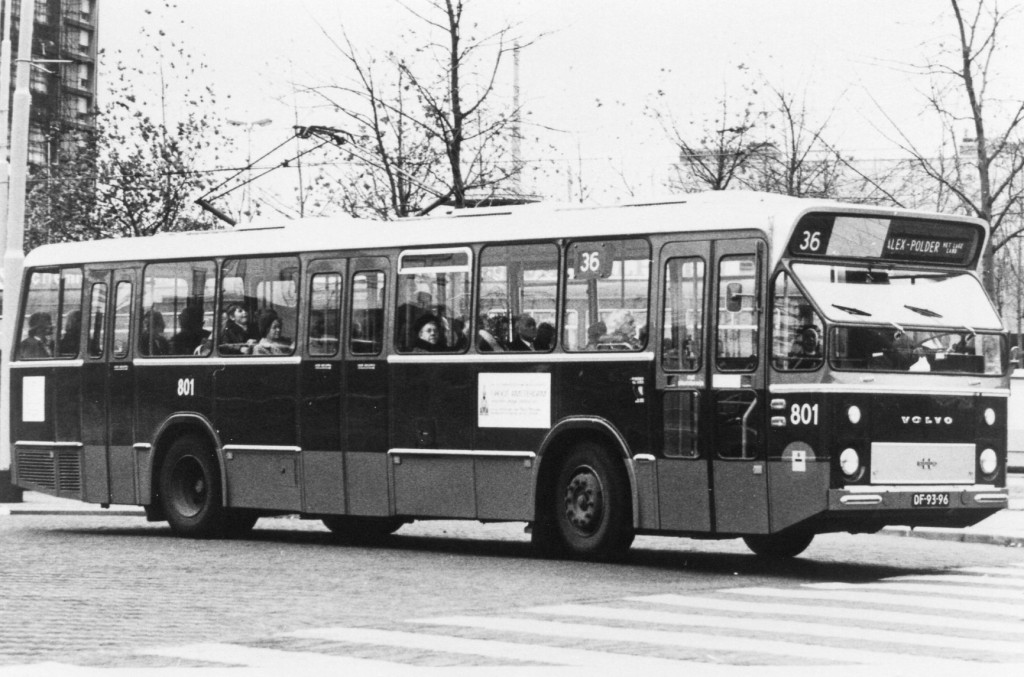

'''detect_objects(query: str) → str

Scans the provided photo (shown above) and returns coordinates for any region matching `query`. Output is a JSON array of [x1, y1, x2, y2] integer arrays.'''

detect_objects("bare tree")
[[742, 87, 848, 199], [648, 89, 765, 192], [305, 0, 528, 217], [883, 0, 1024, 291]]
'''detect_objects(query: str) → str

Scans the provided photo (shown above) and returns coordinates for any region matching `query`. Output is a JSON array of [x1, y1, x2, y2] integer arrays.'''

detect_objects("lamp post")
[[1, 0, 35, 501], [227, 117, 271, 221]]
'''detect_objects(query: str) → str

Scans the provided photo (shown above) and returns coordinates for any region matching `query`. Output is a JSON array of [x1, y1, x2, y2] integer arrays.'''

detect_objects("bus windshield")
[[791, 263, 1001, 329], [792, 263, 1005, 375]]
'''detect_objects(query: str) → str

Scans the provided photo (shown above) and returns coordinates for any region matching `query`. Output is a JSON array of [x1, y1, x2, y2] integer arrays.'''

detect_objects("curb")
[[881, 526, 1024, 548]]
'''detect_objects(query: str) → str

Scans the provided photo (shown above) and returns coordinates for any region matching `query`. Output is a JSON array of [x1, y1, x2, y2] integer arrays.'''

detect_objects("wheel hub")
[[563, 466, 604, 536]]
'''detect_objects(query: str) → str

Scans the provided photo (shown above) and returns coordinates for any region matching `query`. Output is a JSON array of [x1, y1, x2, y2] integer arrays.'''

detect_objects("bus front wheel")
[[550, 443, 634, 561], [159, 435, 230, 539], [743, 529, 814, 558]]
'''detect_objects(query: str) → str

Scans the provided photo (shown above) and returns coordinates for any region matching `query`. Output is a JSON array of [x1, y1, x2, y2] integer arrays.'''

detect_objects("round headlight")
[[848, 406, 862, 425], [839, 448, 860, 477], [984, 408, 996, 426], [979, 448, 998, 476]]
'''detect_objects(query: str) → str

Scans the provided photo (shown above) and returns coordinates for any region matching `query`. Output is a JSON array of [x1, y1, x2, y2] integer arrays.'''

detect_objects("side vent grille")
[[15, 448, 82, 495]]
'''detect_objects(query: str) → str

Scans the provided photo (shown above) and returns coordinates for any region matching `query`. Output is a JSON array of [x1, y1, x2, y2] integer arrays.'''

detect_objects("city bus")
[[6, 191, 1011, 560]]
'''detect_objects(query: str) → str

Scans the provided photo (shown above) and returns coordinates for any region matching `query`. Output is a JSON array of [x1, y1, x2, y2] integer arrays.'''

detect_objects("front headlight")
[[839, 447, 861, 478], [979, 448, 998, 478]]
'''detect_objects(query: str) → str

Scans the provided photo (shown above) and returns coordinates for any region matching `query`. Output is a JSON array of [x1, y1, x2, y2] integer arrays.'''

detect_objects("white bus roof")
[[22, 191, 989, 269]]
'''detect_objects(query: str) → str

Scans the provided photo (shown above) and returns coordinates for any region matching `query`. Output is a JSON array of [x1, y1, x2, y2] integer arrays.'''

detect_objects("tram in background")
[[6, 191, 1011, 560]]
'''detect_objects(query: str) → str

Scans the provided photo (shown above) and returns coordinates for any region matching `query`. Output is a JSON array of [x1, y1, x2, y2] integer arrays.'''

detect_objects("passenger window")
[[142, 261, 216, 357], [563, 239, 650, 351], [113, 282, 132, 358], [221, 256, 299, 356], [395, 248, 471, 353], [87, 283, 106, 358], [772, 272, 823, 371], [351, 271, 385, 355], [478, 244, 558, 352], [19, 267, 81, 360], [662, 257, 704, 371], [716, 255, 758, 371], [308, 272, 341, 357]]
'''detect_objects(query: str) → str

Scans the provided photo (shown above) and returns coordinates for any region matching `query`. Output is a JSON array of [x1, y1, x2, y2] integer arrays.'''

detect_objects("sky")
[[98, 0, 1024, 217]]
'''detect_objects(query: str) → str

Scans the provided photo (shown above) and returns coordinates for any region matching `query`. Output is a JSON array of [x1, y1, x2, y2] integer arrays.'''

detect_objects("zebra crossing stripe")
[[895, 574, 1024, 589], [140, 642, 414, 673], [631, 594, 1024, 636], [728, 587, 1023, 616], [285, 626, 693, 669], [526, 603, 1024, 656], [806, 581, 1024, 601], [413, 615, 953, 665]]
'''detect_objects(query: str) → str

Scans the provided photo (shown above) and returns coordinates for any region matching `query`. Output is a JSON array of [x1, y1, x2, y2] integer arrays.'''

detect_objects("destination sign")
[[788, 213, 982, 266]]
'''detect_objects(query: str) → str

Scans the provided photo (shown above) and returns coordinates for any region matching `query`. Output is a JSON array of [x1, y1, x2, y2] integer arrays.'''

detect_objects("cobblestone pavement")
[[2, 513, 1024, 675]]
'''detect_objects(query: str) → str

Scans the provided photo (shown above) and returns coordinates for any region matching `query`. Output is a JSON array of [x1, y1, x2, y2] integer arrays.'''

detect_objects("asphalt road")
[[2, 514, 1024, 673]]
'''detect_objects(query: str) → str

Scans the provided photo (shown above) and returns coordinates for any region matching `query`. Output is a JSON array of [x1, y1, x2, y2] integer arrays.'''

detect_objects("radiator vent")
[[15, 448, 82, 494]]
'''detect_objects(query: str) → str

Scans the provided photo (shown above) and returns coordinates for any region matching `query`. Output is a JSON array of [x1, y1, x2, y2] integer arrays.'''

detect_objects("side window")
[[87, 283, 106, 358], [395, 248, 471, 353], [662, 257, 705, 371], [308, 272, 341, 357], [716, 254, 758, 371], [113, 282, 133, 358], [478, 243, 559, 352], [563, 239, 650, 351], [772, 271, 823, 371], [351, 271, 385, 355], [19, 267, 81, 360], [220, 256, 299, 356], [142, 261, 216, 357]]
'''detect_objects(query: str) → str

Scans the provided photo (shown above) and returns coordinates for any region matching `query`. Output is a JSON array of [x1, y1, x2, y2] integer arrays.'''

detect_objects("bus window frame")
[[395, 246, 473, 355]]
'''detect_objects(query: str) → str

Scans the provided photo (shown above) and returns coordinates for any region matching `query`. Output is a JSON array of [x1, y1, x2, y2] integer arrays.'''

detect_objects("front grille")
[[15, 448, 82, 493], [870, 442, 975, 484]]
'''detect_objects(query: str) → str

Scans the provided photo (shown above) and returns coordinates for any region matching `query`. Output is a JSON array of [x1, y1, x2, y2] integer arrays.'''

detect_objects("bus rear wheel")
[[549, 443, 634, 561], [322, 516, 405, 542], [743, 529, 814, 558], [159, 435, 230, 539]]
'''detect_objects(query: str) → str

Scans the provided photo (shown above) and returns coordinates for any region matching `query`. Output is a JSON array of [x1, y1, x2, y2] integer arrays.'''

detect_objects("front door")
[[709, 238, 769, 534]]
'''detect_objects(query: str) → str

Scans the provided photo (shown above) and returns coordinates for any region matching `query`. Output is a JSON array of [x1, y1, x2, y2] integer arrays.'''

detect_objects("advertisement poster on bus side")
[[478, 373, 551, 429]]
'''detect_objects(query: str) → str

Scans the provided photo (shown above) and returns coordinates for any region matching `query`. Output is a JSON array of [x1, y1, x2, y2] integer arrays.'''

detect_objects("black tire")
[[159, 434, 230, 539], [548, 442, 635, 561], [322, 516, 405, 542], [743, 529, 815, 558]]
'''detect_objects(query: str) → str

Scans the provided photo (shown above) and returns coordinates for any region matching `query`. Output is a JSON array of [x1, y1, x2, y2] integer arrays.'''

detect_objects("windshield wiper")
[[832, 303, 871, 317], [904, 304, 942, 318]]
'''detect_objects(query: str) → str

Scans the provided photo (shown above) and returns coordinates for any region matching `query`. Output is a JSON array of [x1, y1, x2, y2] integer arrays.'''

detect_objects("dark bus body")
[[8, 193, 1010, 559]]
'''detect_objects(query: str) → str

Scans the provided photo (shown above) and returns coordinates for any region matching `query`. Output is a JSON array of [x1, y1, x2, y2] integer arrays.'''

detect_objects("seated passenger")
[[140, 310, 170, 356], [20, 312, 54, 359], [220, 304, 257, 354], [169, 306, 210, 356], [585, 321, 607, 350], [509, 314, 539, 351], [478, 314, 509, 352], [58, 310, 82, 357], [449, 317, 469, 351], [254, 311, 292, 355], [412, 316, 442, 352], [787, 326, 822, 369], [534, 322, 555, 351], [604, 310, 640, 349]]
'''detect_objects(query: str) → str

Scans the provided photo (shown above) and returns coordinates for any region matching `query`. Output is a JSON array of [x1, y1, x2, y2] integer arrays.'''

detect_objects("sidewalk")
[[3, 479, 1024, 547]]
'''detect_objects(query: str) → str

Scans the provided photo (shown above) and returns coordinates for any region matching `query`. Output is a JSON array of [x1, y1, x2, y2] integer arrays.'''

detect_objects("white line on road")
[[140, 642, 417, 674], [413, 615, 951, 666], [526, 603, 1024, 655], [728, 587, 1024, 617], [959, 566, 1024, 578], [806, 581, 1024, 601], [894, 574, 1024, 589], [631, 594, 1024, 636], [286, 626, 698, 670]]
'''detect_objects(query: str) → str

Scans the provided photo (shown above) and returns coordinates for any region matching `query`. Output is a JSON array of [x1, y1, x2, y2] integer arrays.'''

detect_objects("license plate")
[[912, 492, 950, 507]]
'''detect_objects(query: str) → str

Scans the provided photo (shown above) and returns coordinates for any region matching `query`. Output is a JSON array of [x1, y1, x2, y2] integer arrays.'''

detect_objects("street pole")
[[1, 0, 14, 253], [0, 0, 34, 501]]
